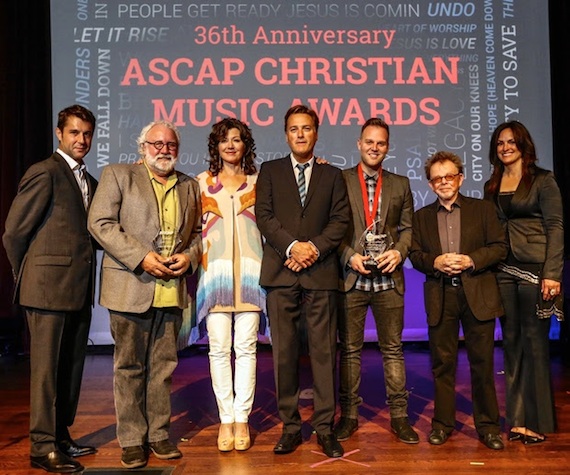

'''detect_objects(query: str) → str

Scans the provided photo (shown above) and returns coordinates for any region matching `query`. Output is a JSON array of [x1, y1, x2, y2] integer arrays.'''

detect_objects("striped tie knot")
[[296, 162, 309, 206]]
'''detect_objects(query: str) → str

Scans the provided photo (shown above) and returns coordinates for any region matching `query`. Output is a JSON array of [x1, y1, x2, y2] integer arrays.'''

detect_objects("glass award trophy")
[[358, 219, 394, 270], [153, 228, 182, 258]]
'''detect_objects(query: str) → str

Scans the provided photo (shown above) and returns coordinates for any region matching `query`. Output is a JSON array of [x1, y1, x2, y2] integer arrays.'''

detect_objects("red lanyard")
[[357, 162, 382, 227]]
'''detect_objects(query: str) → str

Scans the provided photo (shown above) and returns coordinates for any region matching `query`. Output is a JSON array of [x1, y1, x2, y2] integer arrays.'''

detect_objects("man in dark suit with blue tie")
[[3, 104, 98, 473], [255, 104, 349, 458]]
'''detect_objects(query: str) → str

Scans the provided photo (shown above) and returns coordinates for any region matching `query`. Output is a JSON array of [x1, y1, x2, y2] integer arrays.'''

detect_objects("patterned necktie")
[[76, 164, 89, 209], [365, 174, 377, 213], [296, 163, 309, 206]]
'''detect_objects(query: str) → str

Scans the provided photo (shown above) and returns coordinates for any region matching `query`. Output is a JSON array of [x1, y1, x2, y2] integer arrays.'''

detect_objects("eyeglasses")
[[429, 173, 460, 186], [145, 141, 179, 151]]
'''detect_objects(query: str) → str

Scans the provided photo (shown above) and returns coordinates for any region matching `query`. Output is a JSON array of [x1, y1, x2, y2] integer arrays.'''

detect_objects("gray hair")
[[137, 120, 181, 158]]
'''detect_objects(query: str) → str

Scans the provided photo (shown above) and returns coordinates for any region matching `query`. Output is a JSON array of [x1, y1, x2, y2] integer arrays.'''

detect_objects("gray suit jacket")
[[409, 194, 508, 326], [338, 166, 413, 294], [3, 152, 97, 311], [88, 163, 202, 313]]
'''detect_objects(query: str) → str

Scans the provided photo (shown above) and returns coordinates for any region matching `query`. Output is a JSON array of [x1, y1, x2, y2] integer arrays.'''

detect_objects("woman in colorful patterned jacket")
[[196, 117, 266, 453]]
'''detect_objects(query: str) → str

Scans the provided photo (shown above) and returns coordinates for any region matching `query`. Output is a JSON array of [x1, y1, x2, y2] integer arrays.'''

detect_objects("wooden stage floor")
[[1, 343, 569, 474]]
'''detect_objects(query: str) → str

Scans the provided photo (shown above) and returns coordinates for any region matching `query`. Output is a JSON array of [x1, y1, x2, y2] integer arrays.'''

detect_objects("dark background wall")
[[0, 1, 568, 352]]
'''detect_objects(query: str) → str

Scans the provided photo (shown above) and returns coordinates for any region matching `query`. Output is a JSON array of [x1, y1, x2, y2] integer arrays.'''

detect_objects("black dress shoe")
[[121, 445, 148, 469], [523, 434, 547, 445], [479, 433, 504, 450], [390, 417, 419, 444], [273, 432, 302, 454], [508, 430, 524, 441], [317, 433, 344, 458], [58, 438, 97, 458], [30, 450, 84, 473], [428, 429, 449, 445], [149, 439, 182, 459], [333, 417, 358, 441]]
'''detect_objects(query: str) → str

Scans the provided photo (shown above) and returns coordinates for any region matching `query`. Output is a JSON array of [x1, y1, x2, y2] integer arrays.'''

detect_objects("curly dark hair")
[[486, 120, 538, 195], [207, 117, 257, 176]]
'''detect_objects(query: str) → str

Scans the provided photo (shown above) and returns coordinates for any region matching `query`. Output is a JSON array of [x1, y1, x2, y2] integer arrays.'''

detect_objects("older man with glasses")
[[88, 120, 202, 469], [409, 150, 508, 451]]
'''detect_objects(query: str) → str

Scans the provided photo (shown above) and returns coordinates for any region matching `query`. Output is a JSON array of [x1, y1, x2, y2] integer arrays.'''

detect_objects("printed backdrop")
[[50, 0, 556, 343]]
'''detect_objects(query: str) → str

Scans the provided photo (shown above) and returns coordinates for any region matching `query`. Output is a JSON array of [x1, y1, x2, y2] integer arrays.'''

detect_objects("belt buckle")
[[450, 276, 461, 287]]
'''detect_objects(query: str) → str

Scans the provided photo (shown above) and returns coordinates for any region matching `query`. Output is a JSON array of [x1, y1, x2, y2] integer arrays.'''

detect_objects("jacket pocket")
[[34, 255, 72, 266]]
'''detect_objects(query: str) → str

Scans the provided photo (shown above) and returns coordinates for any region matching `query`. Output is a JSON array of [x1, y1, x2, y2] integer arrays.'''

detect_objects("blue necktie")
[[296, 163, 309, 206]]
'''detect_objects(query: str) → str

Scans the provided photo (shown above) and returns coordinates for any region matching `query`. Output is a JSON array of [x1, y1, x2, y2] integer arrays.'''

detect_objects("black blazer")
[[255, 156, 349, 290], [409, 194, 508, 326], [484, 167, 564, 282]]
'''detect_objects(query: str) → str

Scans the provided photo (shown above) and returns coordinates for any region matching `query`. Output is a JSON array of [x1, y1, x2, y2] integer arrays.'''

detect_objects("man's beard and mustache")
[[145, 153, 178, 176]]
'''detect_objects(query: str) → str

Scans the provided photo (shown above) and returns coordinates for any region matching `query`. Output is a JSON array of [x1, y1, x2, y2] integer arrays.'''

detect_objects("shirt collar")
[[290, 154, 314, 169], [143, 161, 178, 188], [437, 194, 462, 212], [57, 148, 84, 171]]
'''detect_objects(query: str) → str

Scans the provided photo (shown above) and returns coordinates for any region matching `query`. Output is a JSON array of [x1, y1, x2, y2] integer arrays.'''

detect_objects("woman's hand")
[[541, 278, 561, 301]]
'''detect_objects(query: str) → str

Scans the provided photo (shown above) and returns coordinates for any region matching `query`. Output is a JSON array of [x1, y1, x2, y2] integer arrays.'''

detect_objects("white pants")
[[206, 312, 260, 423]]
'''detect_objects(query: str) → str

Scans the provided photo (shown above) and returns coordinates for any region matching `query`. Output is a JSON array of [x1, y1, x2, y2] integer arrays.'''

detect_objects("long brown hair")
[[486, 120, 537, 195]]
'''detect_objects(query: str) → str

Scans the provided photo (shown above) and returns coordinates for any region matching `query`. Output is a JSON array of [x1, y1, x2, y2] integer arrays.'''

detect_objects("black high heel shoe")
[[508, 430, 524, 441], [522, 434, 546, 445]]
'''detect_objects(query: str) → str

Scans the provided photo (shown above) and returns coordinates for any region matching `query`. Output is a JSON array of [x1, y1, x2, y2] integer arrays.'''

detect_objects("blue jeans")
[[338, 288, 408, 419], [110, 307, 182, 448]]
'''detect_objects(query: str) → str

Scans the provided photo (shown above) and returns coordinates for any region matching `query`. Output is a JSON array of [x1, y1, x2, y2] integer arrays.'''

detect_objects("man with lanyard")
[[335, 118, 419, 444]]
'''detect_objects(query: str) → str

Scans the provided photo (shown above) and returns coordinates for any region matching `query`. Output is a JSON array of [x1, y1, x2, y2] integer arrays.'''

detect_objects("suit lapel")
[[176, 172, 189, 231], [425, 200, 443, 254], [133, 165, 161, 230], [379, 170, 392, 232], [512, 173, 533, 203], [304, 161, 321, 207], [54, 153, 87, 214], [278, 157, 303, 206], [346, 167, 366, 229]]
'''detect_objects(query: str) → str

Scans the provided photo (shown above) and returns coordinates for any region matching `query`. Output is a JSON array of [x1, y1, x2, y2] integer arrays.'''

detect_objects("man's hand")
[[349, 253, 372, 275], [290, 241, 318, 268], [284, 257, 303, 272], [167, 253, 191, 276], [374, 249, 402, 274], [141, 251, 177, 279], [434, 252, 473, 275]]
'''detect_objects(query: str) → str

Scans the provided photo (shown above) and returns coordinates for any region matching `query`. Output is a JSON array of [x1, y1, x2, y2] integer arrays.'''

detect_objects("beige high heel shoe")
[[217, 423, 234, 452], [234, 422, 251, 451]]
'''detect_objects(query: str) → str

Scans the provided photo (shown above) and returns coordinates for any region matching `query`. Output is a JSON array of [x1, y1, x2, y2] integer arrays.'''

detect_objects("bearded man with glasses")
[[88, 120, 202, 469], [409, 151, 508, 451]]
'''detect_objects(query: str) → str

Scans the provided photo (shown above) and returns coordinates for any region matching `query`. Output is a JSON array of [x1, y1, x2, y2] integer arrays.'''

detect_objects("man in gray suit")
[[409, 151, 507, 450], [88, 120, 201, 469], [3, 104, 98, 473], [335, 118, 418, 444]]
